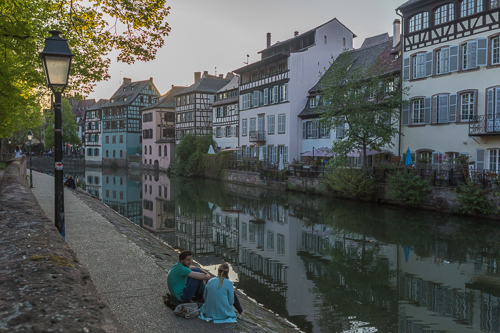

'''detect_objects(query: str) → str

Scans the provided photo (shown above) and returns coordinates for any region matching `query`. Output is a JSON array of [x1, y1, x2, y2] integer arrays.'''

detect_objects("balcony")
[[469, 115, 500, 137], [249, 131, 266, 142], [240, 70, 289, 92]]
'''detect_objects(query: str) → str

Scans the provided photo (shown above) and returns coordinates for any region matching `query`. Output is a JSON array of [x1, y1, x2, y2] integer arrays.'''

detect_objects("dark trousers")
[[234, 293, 243, 314], [180, 268, 205, 302]]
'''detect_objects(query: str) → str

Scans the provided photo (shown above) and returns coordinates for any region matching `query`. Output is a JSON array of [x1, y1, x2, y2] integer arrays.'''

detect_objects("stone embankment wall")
[[223, 170, 287, 190], [0, 160, 126, 332]]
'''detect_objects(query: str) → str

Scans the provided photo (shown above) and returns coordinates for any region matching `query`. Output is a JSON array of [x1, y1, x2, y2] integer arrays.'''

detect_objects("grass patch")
[[0, 162, 6, 170], [31, 254, 76, 267]]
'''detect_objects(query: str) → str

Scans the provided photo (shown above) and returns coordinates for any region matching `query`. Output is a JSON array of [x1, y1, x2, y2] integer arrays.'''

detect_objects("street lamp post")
[[27, 130, 33, 188], [39, 30, 73, 237]]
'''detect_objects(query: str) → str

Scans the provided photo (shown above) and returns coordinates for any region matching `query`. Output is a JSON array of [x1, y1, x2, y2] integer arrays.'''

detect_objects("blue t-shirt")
[[167, 262, 192, 300]]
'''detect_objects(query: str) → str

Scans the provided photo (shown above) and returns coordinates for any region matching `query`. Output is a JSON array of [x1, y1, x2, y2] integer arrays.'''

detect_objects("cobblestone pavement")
[[30, 171, 299, 333]]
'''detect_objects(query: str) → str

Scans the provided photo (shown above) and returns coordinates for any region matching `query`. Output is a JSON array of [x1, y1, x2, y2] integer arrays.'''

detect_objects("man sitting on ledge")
[[167, 250, 211, 303]]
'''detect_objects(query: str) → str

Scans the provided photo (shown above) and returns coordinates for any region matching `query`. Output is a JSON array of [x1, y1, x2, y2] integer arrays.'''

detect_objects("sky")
[[88, 0, 405, 101]]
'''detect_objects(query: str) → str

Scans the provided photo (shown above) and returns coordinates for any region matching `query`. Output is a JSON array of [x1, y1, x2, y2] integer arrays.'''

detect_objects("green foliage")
[[455, 179, 494, 215], [171, 134, 217, 177], [386, 171, 430, 205], [319, 49, 409, 169], [203, 152, 230, 180], [44, 99, 81, 148], [0, 0, 171, 136], [324, 168, 375, 199]]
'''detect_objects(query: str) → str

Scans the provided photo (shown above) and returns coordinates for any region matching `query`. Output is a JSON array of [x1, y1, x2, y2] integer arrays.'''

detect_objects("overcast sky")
[[87, 0, 404, 101]]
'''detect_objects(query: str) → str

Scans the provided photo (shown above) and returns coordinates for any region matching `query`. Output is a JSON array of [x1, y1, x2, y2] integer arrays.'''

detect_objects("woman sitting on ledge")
[[199, 263, 243, 323]]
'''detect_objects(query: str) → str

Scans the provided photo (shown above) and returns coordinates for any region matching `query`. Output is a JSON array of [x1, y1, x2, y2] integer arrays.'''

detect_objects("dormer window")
[[124, 97, 128, 102], [123, 87, 126, 91], [409, 12, 429, 33], [460, 0, 483, 17], [435, 3, 454, 25], [111, 99, 114, 103]]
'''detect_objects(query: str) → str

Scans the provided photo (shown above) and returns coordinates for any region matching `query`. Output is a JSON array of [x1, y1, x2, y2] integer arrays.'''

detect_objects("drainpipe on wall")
[[396, 8, 404, 159]]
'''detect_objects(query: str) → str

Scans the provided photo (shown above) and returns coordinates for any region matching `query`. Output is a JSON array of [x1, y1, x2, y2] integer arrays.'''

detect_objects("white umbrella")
[[278, 153, 284, 171], [207, 145, 215, 154], [258, 147, 264, 161]]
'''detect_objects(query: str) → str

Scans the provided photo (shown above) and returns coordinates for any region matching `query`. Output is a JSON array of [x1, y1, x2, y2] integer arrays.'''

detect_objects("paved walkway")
[[30, 171, 294, 333]]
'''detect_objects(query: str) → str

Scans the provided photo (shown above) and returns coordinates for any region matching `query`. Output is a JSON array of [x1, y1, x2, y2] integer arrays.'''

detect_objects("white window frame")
[[267, 115, 275, 134], [460, 92, 475, 121], [436, 48, 450, 75], [242, 119, 247, 136], [250, 118, 256, 133], [278, 114, 286, 134], [413, 53, 426, 79], [461, 0, 483, 17], [409, 12, 429, 33], [435, 3, 454, 25], [280, 83, 288, 102], [412, 99, 426, 124], [263, 88, 269, 105], [493, 36, 500, 65], [253, 91, 260, 108], [489, 149, 500, 171], [242, 93, 251, 110], [462, 41, 478, 70]]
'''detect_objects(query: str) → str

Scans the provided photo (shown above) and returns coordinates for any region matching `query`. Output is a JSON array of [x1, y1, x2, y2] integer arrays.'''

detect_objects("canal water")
[[36, 163, 500, 333]]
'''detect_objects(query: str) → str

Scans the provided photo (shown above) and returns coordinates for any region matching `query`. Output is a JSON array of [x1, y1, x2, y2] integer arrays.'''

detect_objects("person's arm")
[[228, 282, 234, 305], [190, 266, 208, 274], [188, 271, 210, 280]]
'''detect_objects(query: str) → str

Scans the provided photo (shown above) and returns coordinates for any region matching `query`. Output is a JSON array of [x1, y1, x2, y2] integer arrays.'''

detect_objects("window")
[[436, 48, 450, 74], [409, 12, 429, 33], [242, 119, 247, 136], [106, 150, 109, 157], [267, 231, 274, 250], [487, 88, 500, 127], [112, 150, 116, 158], [149, 145, 152, 155], [435, 3, 454, 25], [277, 234, 285, 255], [158, 146, 161, 156], [119, 135, 123, 143], [460, 92, 475, 120], [272, 86, 279, 104], [216, 127, 221, 138], [412, 99, 426, 124], [268, 115, 275, 134], [492, 0, 500, 8], [94, 148, 99, 156], [433, 94, 450, 123], [112, 135, 116, 144], [120, 150, 123, 158], [242, 93, 251, 109], [263, 88, 269, 105], [253, 91, 259, 107], [493, 36, 500, 65], [250, 118, 256, 133], [462, 41, 478, 70], [280, 83, 288, 102], [278, 114, 285, 134], [413, 53, 427, 79], [460, 0, 483, 17]]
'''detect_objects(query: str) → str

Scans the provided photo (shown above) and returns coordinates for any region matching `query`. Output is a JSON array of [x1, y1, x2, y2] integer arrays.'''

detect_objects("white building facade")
[[212, 76, 240, 150], [399, 0, 500, 170], [234, 18, 355, 164], [84, 99, 107, 165]]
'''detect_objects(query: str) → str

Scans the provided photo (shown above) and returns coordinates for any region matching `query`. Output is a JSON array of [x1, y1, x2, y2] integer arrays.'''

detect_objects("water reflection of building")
[[141, 172, 175, 233], [84, 168, 102, 199], [101, 168, 142, 225]]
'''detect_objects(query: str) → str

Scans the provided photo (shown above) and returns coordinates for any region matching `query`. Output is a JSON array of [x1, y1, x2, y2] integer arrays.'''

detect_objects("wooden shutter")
[[468, 41, 477, 69], [425, 52, 433, 77], [487, 88, 494, 119], [403, 57, 410, 81], [402, 102, 410, 126], [264, 88, 269, 105], [302, 122, 307, 139], [284, 146, 288, 163], [449, 45, 459, 72], [476, 148, 485, 171], [313, 121, 319, 138], [424, 97, 432, 124], [432, 95, 438, 124], [284, 83, 289, 101], [449, 94, 457, 122], [273, 146, 278, 163], [477, 37, 488, 66], [438, 95, 449, 124], [496, 88, 500, 118]]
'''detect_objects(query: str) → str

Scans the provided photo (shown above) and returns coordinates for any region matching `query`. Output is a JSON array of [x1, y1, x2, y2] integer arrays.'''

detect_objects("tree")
[[0, 0, 171, 137], [44, 98, 81, 149], [319, 49, 409, 169]]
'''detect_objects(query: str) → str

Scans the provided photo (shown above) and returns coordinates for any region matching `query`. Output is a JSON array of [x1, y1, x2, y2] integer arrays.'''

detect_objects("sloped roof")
[[397, 0, 422, 10], [258, 18, 357, 54], [101, 79, 156, 108], [71, 99, 96, 118], [140, 86, 185, 111], [217, 75, 239, 93], [86, 99, 108, 111], [174, 74, 232, 96], [361, 33, 391, 48]]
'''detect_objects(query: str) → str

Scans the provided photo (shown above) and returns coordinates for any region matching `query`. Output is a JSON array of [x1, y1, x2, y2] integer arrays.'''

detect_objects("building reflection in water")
[[75, 169, 500, 333]]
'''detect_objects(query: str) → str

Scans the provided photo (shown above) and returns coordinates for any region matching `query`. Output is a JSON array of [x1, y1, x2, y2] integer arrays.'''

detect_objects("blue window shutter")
[[449, 45, 459, 72], [477, 37, 488, 66], [302, 122, 307, 139], [425, 52, 433, 77], [403, 57, 410, 81], [402, 102, 410, 126], [476, 148, 485, 171], [449, 94, 457, 122], [424, 97, 432, 124]]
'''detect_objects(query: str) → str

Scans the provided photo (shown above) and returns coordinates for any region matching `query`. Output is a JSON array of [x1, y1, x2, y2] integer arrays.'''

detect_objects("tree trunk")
[[362, 141, 368, 170]]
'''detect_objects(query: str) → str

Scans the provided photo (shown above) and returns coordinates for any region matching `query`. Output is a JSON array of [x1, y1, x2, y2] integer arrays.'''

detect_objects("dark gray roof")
[[258, 18, 357, 54], [141, 86, 185, 111], [101, 79, 156, 108], [174, 75, 232, 96], [361, 33, 391, 48], [217, 76, 239, 93], [70, 99, 96, 118], [86, 99, 108, 111], [298, 102, 322, 119], [397, 0, 423, 10]]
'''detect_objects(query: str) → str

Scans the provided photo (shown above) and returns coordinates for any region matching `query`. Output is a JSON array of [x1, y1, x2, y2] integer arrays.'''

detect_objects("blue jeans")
[[180, 268, 205, 302]]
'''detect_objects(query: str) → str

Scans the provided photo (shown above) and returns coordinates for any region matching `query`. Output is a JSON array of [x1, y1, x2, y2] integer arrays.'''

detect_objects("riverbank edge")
[[0, 160, 128, 332]]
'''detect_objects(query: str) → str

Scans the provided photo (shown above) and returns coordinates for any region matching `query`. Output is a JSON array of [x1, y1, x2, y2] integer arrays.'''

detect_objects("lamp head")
[[27, 130, 33, 141], [39, 31, 73, 93]]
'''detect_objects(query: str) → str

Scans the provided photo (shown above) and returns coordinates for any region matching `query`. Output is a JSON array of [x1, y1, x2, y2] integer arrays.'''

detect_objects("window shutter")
[[432, 95, 438, 124], [403, 57, 410, 81], [237, 148, 242, 161], [302, 122, 307, 139], [468, 41, 478, 69], [273, 86, 279, 104], [402, 102, 410, 126], [424, 97, 432, 124], [496, 88, 500, 118], [425, 52, 433, 77], [313, 121, 319, 138], [284, 146, 288, 163], [449, 45, 459, 72], [487, 88, 494, 119], [284, 83, 289, 101], [477, 37, 488, 66], [273, 146, 278, 163], [449, 94, 457, 122], [264, 88, 269, 105], [476, 148, 485, 171], [438, 95, 449, 124]]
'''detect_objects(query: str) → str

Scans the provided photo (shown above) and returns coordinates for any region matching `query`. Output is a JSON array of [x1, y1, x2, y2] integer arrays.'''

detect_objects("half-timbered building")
[[141, 86, 184, 171], [212, 75, 240, 150], [101, 77, 160, 167], [84, 99, 107, 166], [233, 18, 355, 164], [399, 0, 500, 171], [174, 72, 233, 144]]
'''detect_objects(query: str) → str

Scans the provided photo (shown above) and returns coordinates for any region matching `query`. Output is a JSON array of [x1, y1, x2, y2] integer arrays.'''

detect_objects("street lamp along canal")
[[27, 130, 33, 188], [39, 30, 73, 237]]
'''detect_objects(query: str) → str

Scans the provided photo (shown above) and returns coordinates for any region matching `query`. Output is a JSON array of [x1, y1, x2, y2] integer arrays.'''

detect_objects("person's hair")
[[179, 250, 192, 261], [217, 263, 230, 290], [15, 146, 19, 151]]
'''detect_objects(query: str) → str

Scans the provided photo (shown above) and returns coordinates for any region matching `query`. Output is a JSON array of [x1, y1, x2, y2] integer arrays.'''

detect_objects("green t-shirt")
[[167, 262, 192, 300]]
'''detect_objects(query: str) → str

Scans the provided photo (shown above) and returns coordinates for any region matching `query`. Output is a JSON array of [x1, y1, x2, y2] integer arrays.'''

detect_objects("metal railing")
[[249, 131, 266, 142], [469, 115, 500, 136]]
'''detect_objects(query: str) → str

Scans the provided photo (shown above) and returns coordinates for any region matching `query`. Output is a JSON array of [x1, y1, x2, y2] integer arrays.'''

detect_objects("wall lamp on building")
[[39, 30, 73, 237]]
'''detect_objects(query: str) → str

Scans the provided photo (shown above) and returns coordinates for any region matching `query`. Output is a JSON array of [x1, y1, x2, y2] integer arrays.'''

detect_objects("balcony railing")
[[469, 115, 500, 136], [240, 70, 289, 92], [249, 131, 266, 142]]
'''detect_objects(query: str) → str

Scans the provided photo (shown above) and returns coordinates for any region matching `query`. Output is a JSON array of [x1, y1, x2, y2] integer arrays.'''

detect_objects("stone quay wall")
[[0, 161, 126, 332]]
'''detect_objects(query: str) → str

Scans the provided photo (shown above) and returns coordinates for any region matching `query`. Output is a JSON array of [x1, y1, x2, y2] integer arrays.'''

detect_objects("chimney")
[[393, 19, 401, 48], [219, 74, 223, 79], [294, 31, 299, 37], [150, 77, 153, 82], [194, 72, 201, 82], [266, 33, 271, 48], [123, 77, 132, 84], [171, 84, 174, 88], [203, 71, 208, 77]]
